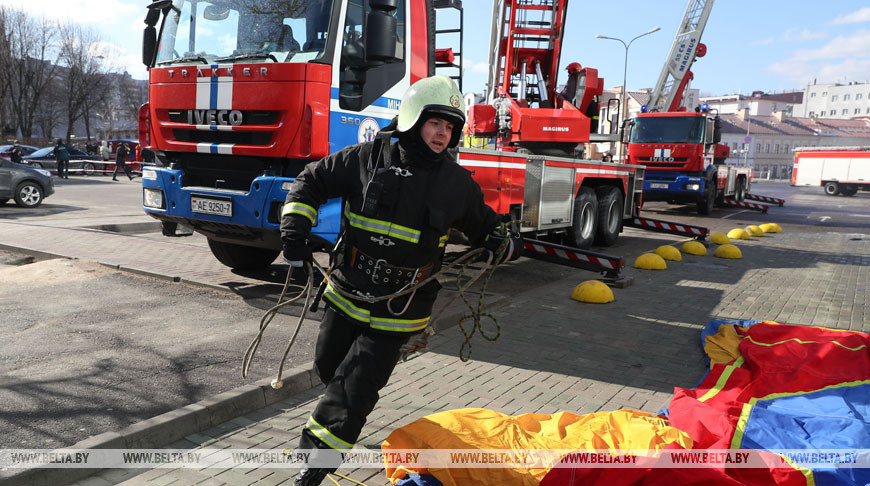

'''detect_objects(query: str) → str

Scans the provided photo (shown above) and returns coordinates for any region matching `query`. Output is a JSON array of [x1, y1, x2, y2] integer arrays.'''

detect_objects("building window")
[[844, 94, 851, 101], [784, 144, 789, 152], [858, 93, 864, 100], [774, 144, 779, 153], [832, 95, 838, 101], [757, 143, 762, 153], [742, 143, 747, 150], [732, 142, 738, 150], [811, 92, 816, 98], [822, 91, 828, 96], [765, 143, 770, 152], [842, 109, 848, 115], [821, 111, 826, 116], [857, 108, 862, 114], [867, 107, 870, 114]]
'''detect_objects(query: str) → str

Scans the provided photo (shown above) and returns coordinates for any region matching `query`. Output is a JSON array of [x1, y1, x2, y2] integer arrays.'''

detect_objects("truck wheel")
[[841, 185, 858, 197], [697, 182, 715, 215], [824, 182, 839, 196], [735, 179, 746, 201], [207, 239, 280, 270], [14, 182, 43, 208], [568, 186, 598, 249], [594, 186, 623, 247]]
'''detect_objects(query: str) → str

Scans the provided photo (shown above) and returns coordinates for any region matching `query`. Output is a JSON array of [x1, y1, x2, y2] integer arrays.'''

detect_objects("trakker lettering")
[[186, 110, 243, 126]]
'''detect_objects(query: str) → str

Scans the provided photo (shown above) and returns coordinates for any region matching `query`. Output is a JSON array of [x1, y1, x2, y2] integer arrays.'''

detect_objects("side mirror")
[[713, 118, 722, 144], [366, 0, 399, 62], [143, 26, 157, 67]]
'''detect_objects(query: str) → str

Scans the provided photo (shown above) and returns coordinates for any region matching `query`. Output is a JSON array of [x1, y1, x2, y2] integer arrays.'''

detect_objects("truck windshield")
[[156, 0, 334, 65], [629, 117, 704, 144]]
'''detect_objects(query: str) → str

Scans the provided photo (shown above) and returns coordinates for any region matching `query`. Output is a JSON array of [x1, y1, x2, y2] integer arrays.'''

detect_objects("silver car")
[[0, 158, 55, 208]]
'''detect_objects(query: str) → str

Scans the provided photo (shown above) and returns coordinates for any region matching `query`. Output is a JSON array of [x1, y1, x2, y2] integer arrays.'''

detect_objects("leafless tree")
[[0, 7, 59, 138], [35, 77, 64, 139], [57, 22, 112, 143]]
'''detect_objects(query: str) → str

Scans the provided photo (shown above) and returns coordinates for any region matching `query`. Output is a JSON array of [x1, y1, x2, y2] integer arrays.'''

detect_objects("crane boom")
[[647, 0, 715, 112]]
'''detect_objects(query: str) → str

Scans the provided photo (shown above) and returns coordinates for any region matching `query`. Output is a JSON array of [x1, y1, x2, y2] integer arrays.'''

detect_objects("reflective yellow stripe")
[[344, 203, 420, 244], [306, 416, 353, 451], [438, 234, 448, 248], [698, 356, 744, 402], [281, 202, 317, 224], [323, 284, 370, 323], [370, 316, 430, 333]]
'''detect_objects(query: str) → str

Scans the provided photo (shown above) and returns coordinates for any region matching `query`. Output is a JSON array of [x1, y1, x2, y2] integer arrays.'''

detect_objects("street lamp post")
[[595, 27, 660, 162]]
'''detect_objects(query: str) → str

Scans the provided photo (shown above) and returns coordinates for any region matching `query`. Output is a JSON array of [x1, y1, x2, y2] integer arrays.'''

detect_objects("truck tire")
[[207, 239, 280, 270], [841, 185, 858, 197], [568, 186, 598, 249], [594, 186, 623, 247], [735, 178, 746, 201], [824, 182, 839, 196], [697, 181, 715, 215]]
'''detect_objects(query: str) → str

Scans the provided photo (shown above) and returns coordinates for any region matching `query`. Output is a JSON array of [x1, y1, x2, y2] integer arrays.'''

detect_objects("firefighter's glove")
[[282, 238, 312, 268], [483, 232, 523, 265]]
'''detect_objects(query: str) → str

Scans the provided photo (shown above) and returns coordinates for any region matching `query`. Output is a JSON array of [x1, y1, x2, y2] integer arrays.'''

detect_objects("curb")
[[0, 366, 318, 486]]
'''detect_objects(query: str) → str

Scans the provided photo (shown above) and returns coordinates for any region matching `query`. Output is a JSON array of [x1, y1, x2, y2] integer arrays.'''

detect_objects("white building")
[[793, 81, 870, 119], [700, 91, 803, 117]]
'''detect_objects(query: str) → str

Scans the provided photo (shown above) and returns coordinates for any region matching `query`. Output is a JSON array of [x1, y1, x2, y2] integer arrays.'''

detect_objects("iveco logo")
[[187, 109, 243, 126], [543, 126, 569, 132]]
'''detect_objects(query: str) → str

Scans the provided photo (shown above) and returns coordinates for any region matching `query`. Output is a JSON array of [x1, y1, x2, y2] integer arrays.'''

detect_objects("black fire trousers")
[[298, 306, 408, 457]]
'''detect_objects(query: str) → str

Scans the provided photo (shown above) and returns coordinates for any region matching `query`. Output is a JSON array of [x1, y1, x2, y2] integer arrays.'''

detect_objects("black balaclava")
[[398, 112, 461, 166]]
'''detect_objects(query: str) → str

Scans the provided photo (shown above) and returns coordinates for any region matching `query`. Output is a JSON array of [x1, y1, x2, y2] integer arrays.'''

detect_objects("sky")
[[3, 0, 870, 98]]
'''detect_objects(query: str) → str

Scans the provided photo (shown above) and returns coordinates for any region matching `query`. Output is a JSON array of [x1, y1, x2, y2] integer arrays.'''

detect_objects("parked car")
[[21, 146, 105, 176], [0, 144, 39, 160], [0, 158, 54, 208]]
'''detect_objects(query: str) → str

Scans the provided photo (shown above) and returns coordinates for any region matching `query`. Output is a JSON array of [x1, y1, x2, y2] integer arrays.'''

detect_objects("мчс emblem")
[[450, 95, 461, 108], [358, 117, 380, 143]]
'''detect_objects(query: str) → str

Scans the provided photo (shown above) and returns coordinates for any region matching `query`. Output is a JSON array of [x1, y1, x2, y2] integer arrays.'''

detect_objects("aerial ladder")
[[646, 0, 715, 112], [471, 0, 605, 156]]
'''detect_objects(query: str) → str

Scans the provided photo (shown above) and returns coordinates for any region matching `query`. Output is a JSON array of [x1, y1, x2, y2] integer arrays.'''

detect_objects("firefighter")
[[560, 62, 583, 104], [280, 75, 522, 485]]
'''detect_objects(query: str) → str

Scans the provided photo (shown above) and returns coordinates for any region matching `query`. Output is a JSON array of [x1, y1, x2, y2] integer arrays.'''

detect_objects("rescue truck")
[[623, 0, 752, 215], [138, 0, 692, 272], [792, 146, 870, 196]]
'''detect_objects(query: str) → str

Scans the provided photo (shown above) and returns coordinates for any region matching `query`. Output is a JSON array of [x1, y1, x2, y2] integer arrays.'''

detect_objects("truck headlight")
[[686, 184, 701, 191], [143, 188, 164, 208], [143, 168, 158, 180]]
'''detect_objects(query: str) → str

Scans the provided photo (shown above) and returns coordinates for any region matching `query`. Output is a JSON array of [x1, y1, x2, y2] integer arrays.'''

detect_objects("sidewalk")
[[64, 229, 870, 486]]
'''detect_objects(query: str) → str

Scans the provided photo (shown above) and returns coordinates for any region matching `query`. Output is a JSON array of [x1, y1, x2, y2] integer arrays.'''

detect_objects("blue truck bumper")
[[141, 166, 341, 248], [642, 172, 706, 203]]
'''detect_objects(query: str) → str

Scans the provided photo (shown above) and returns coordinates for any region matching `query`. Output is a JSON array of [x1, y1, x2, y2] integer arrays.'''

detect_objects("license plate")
[[650, 183, 669, 189], [191, 196, 232, 217]]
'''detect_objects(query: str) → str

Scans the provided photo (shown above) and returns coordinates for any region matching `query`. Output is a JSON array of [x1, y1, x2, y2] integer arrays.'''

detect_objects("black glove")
[[282, 238, 312, 268], [483, 232, 523, 264]]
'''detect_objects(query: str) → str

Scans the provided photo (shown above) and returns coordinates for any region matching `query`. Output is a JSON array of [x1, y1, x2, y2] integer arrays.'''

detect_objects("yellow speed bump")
[[634, 253, 667, 270], [745, 225, 765, 237], [727, 228, 751, 240], [709, 232, 730, 245], [571, 280, 615, 303], [714, 244, 743, 259], [757, 223, 783, 233], [655, 245, 682, 261], [680, 241, 707, 256]]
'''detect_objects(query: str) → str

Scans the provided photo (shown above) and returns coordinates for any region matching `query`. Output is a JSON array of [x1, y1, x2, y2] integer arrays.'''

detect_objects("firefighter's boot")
[[294, 466, 334, 486]]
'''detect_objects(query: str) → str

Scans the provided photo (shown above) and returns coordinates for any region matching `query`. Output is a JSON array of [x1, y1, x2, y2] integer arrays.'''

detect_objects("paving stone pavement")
[[68, 230, 870, 486]]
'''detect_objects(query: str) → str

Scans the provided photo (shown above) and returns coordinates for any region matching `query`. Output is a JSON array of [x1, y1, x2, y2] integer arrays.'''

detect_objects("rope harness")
[[242, 231, 512, 388]]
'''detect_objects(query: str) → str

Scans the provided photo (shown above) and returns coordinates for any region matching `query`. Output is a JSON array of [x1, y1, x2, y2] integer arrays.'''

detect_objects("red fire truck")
[[624, 0, 752, 215], [792, 146, 870, 196], [138, 0, 694, 272]]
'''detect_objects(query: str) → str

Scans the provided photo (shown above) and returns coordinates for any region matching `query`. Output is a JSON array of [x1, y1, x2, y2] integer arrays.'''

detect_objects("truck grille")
[[172, 129, 272, 146], [174, 153, 266, 191]]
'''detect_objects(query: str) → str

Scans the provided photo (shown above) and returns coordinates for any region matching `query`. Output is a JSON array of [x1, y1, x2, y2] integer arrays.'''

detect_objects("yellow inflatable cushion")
[[634, 253, 667, 270], [704, 322, 744, 368], [680, 241, 707, 256], [654, 245, 682, 261], [382, 408, 695, 486]]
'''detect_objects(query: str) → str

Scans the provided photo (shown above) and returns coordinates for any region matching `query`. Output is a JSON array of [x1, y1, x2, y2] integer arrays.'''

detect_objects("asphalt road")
[[1, 175, 868, 451]]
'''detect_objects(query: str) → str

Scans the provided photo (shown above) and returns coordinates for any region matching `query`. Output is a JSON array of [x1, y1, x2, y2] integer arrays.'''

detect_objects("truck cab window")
[[339, 0, 406, 111]]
